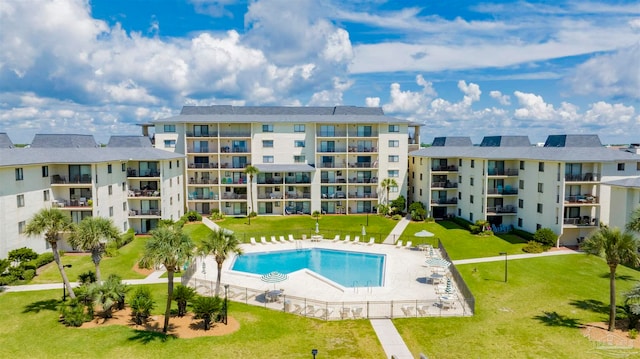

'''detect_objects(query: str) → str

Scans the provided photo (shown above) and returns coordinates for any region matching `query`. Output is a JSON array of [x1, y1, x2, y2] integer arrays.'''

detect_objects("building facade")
[[408, 135, 640, 246], [153, 106, 421, 216]]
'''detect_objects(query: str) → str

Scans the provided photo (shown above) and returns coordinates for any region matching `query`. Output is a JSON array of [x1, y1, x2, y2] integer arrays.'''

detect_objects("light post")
[[311, 349, 318, 358], [223, 284, 229, 325], [366, 211, 369, 226], [62, 264, 72, 301], [248, 206, 251, 225], [499, 252, 508, 283]]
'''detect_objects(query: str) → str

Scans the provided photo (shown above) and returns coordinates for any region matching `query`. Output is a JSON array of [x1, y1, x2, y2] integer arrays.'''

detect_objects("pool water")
[[231, 248, 385, 287]]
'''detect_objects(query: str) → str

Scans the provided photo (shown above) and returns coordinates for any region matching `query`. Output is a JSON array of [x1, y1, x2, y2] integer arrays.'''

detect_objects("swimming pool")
[[231, 248, 385, 287]]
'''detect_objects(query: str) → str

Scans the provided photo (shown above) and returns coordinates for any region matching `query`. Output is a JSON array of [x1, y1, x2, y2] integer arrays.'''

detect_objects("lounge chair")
[[395, 240, 403, 248], [405, 241, 413, 249], [260, 236, 268, 245], [250, 237, 257, 245], [401, 305, 415, 317], [288, 234, 295, 242], [271, 236, 279, 244], [417, 306, 428, 316], [352, 307, 363, 319], [339, 307, 351, 319], [290, 304, 303, 315], [304, 305, 316, 316], [367, 237, 375, 245], [315, 307, 334, 319], [332, 234, 340, 242], [279, 235, 287, 243], [342, 235, 351, 244], [352, 236, 360, 245]]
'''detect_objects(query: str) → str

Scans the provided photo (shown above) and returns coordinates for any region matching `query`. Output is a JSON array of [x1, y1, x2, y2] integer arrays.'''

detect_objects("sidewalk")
[[452, 248, 580, 265], [370, 319, 414, 359], [383, 215, 411, 244]]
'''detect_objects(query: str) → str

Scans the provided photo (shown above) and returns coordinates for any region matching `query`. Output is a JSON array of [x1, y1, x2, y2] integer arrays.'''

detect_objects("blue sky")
[[1, 0, 639, 144]]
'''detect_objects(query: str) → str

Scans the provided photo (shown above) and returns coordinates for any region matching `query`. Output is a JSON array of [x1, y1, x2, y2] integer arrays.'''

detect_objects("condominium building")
[[408, 135, 640, 246], [153, 106, 421, 216], [0, 134, 184, 258]]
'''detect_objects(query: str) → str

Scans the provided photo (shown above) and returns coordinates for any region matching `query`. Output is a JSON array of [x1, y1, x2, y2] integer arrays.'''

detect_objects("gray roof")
[[0, 133, 13, 148], [30, 134, 99, 148], [157, 105, 412, 125], [480, 136, 531, 147], [107, 136, 153, 148], [432, 137, 473, 147], [409, 145, 640, 162], [544, 134, 602, 147], [0, 147, 183, 167], [603, 177, 640, 188], [254, 164, 316, 173]]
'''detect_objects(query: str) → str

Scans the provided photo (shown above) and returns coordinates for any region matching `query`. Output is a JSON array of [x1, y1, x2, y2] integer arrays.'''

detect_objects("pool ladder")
[[366, 280, 373, 294], [353, 281, 359, 293]]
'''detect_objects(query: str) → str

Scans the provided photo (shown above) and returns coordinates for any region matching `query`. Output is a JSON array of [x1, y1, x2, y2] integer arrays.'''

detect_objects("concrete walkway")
[[370, 319, 414, 359], [383, 215, 412, 244], [452, 248, 580, 265]]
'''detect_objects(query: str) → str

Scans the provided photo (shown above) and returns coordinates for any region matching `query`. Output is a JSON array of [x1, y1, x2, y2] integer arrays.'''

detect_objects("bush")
[[522, 241, 545, 253], [533, 228, 557, 248], [0, 275, 17, 286], [210, 209, 225, 220], [409, 202, 427, 221], [8, 247, 38, 263], [249, 211, 257, 218], [0, 259, 10, 275], [185, 210, 202, 222], [115, 228, 135, 248], [78, 271, 96, 285], [31, 252, 54, 268], [425, 217, 435, 223], [390, 195, 406, 215], [7, 266, 24, 279], [391, 214, 402, 220], [130, 286, 155, 325], [377, 204, 390, 216], [60, 299, 90, 327], [630, 329, 638, 339], [21, 269, 35, 281], [19, 261, 37, 271], [512, 229, 534, 242]]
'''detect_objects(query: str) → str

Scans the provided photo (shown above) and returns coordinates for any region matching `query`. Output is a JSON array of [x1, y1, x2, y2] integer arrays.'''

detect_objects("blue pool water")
[[231, 248, 385, 287]]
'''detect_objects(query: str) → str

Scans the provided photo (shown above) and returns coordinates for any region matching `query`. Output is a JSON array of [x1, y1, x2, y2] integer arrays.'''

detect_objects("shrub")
[[104, 242, 119, 257], [78, 271, 97, 285], [425, 217, 435, 223], [391, 214, 402, 220], [32, 252, 54, 268], [210, 209, 225, 220], [8, 247, 38, 263], [60, 299, 90, 327], [409, 202, 427, 221], [0, 275, 17, 286], [249, 211, 257, 218], [172, 284, 197, 317], [630, 329, 638, 339], [21, 269, 35, 281], [185, 210, 202, 222], [0, 259, 10, 275], [130, 286, 155, 325], [19, 261, 36, 271], [512, 229, 534, 242], [377, 204, 389, 216], [390, 195, 406, 215], [192, 295, 222, 330], [7, 266, 24, 279], [115, 228, 135, 248], [522, 241, 545, 253], [533, 228, 557, 248]]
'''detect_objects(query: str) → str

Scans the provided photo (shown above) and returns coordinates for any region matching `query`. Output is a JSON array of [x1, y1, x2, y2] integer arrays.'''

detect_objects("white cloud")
[[382, 75, 436, 114], [490, 90, 511, 105], [513, 91, 557, 121], [365, 97, 380, 107]]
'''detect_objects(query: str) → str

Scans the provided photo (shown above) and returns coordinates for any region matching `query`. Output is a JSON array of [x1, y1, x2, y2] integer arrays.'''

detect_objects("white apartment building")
[[408, 135, 640, 246], [0, 133, 184, 258], [153, 106, 421, 216]]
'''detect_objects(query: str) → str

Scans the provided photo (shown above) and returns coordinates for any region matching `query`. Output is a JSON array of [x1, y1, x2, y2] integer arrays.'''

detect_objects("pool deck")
[[188, 237, 470, 318]]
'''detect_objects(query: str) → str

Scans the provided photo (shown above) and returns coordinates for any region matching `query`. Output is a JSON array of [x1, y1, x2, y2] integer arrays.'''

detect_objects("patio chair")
[[342, 235, 351, 244], [288, 234, 295, 242], [352, 236, 360, 245], [401, 305, 415, 317], [339, 307, 351, 319], [352, 307, 363, 319], [395, 240, 403, 248], [315, 307, 334, 319], [367, 237, 375, 246], [405, 241, 413, 250], [271, 236, 279, 244], [250, 237, 257, 245], [279, 235, 287, 244], [290, 304, 303, 315], [260, 236, 268, 245], [304, 305, 316, 316], [417, 306, 429, 317], [332, 234, 340, 242]]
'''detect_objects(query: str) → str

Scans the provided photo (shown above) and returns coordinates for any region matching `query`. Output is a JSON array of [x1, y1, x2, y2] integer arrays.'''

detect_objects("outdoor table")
[[266, 290, 282, 302], [430, 272, 444, 284], [310, 235, 323, 242], [416, 244, 432, 251]]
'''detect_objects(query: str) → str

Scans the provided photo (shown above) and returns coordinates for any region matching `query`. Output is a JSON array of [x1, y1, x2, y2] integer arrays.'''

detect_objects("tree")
[[139, 226, 195, 333], [173, 284, 197, 317], [380, 178, 398, 206], [626, 207, 640, 233], [68, 217, 120, 282], [244, 165, 259, 218], [130, 286, 155, 325], [197, 228, 243, 296], [533, 228, 557, 248], [24, 208, 75, 299], [8, 247, 38, 263], [192, 295, 222, 330], [581, 226, 640, 331], [88, 274, 128, 318]]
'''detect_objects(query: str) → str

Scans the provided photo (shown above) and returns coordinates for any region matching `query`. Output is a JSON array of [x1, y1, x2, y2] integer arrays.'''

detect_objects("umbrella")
[[445, 277, 454, 294], [261, 271, 288, 289], [425, 258, 451, 268], [362, 225, 366, 236], [415, 230, 435, 237]]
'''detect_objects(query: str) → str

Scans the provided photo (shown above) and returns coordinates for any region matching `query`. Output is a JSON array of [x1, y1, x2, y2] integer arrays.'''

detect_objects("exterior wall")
[[606, 186, 640, 230]]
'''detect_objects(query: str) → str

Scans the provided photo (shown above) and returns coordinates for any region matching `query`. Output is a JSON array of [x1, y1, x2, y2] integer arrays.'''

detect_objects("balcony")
[[186, 131, 218, 137], [188, 193, 218, 200], [219, 131, 251, 137], [348, 192, 377, 199], [52, 198, 92, 208], [286, 192, 311, 199], [128, 189, 160, 197], [565, 173, 600, 182], [128, 209, 162, 216], [222, 193, 247, 200], [220, 146, 249, 153], [348, 162, 377, 168], [321, 178, 347, 184], [188, 162, 219, 169], [564, 217, 598, 226], [318, 163, 345, 169], [431, 165, 458, 172], [487, 187, 518, 195], [51, 174, 92, 184], [430, 198, 458, 205], [257, 193, 283, 199], [317, 147, 347, 153], [187, 147, 216, 154], [127, 169, 159, 177], [189, 178, 219, 185], [486, 205, 517, 214], [257, 178, 284, 184], [348, 146, 377, 153], [564, 195, 598, 204], [317, 130, 347, 137], [487, 168, 519, 176], [431, 181, 458, 189], [347, 177, 378, 184]]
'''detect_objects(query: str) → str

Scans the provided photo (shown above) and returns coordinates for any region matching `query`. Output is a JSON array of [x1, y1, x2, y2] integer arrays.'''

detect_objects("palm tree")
[[626, 207, 640, 233], [197, 228, 243, 296], [139, 226, 195, 333], [192, 295, 222, 330], [244, 165, 259, 218], [24, 208, 75, 299], [381, 178, 398, 206], [130, 286, 155, 326], [68, 217, 121, 282], [581, 226, 640, 331], [173, 284, 197, 317]]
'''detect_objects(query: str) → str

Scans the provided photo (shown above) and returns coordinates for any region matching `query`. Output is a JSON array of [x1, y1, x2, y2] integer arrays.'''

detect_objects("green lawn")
[[395, 254, 640, 358], [0, 285, 384, 358], [398, 220, 528, 260], [215, 214, 398, 243], [30, 237, 148, 284]]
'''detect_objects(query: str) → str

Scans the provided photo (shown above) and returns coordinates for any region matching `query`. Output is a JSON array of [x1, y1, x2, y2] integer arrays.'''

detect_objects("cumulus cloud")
[[381, 75, 436, 114], [490, 90, 511, 105]]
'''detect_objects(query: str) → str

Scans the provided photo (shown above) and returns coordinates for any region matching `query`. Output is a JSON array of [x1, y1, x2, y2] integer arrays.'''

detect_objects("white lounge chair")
[[315, 307, 334, 319], [260, 236, 268, 245], [271, 236, 279, 244], [352, 307, 363, 319], [401, 305, 415, 317], [405, 241, 413, 249], [279, 235, 287, 243], [332, 234, 340, 242], [367, 237, 375, 246], [290, 304, 303, 315], [288, 234, 295, 243], [304, 305, 316, 316], [339, 307, 351, 319], [352, 236, 360, 245], [250, 237, 257, 245], [395, 240, 403, 248], [342, 235, 351, 244]]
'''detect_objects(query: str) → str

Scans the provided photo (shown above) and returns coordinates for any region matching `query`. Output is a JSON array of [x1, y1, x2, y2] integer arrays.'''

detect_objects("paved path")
[[383, 215, 411, 244], [452, 248, 580, 265], [370, 319, 414, 359]]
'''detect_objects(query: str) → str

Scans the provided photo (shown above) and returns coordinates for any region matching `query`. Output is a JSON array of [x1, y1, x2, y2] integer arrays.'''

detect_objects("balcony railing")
[[318, 163, 345, 169], [258, 193, 283, 199], [487, 188, 518, 195], [348, 147, 377, 153], [317, 131, 347, 137], [186, 131, 218, 137], [188, 163, 219, 169], [431, 182, 458, 189], [430, 198, 458, 205], [347, 177, 378, 184], [486, 205, 517, 214], [187, 148, 217, 153], [189, 178, 219, 185], [321, 178, 347, 184], [565, 173, 600, 182], [188, 193, 218, 200], [348, 162, 377, 168], [220, 146, 249, 153], [257, 178, 284, 184], [285, 177, 311, 184], [564, 195, 598, 204], [128, 190, 160, 197], [127, 169, 159, 177], [348, 193, 377, 199], [286, 192, 312, 199], [564, 217, 598, 226], [129, 209, 161, 216], [219, 131, 251, 137], [487, 168, 519, 176], [222, 193, 247, 200], [431, 165, 458, 172], [317, 147, 347, 153]]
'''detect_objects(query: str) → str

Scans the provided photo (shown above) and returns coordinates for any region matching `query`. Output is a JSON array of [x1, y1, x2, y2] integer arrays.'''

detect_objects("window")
[[459, 159, 462, 166], [18, 221, 26, 234], [170, 197, 173, 205], [419, 173, 423, 180], [294, 124, 305, 132], [419, 189, 422, 196], [15, 168, 23, 181], [122, 163, 126, 172], [637, 162, 640, 171], [122, 182, 126, 191], [107, 164, 112, 173], [294, 140, 305, 148], [263, 140, 273, 148], [17, 194, 24, 207], [43, 190, 50, 201], [169, 161, 172, 169], [294, 155, 305, 163], [262, 124, 273, 132], [458, 208, 461, 216], [164, 124, 176, 132], [618, 163, 625, 171], [470, 213, 474, 222], [458, 192, 461, 200], [519, 180, 524, 190], [471, 160, 475, 168], [537, 203, 543, 213], [538, 162, 544, 172], [470, 177, 474, 186], [518, 199, 523, 208], [389, 155, 399, 162], [108, 185, 113, 195], [520, 161, 525, 170], [537, 183, 544, 193], [109, 206, 114, 217], [388, 170, 399, 177], [470, 195, 474, 203], [518, 218, 523, 227], [164, 140, 176, 148], [536, 224, 542, 230], [390, 185, 399, 193], [42, 166, 49, 177], [388, 124, 399, 132], [123, 202, 127, 211], [263, 156, 274, 163], [389, 140, 399, 147]]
